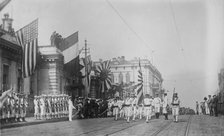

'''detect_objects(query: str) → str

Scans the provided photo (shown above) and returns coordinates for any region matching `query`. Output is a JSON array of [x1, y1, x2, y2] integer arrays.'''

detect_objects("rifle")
[[171, 88, 175, 105]]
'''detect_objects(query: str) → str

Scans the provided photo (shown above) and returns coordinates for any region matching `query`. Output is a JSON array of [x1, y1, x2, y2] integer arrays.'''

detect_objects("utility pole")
[[83, 39, 90, 97]]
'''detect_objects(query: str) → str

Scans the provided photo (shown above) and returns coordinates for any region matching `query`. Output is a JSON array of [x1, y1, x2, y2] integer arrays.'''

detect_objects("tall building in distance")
[[109, 56, 163, 97]]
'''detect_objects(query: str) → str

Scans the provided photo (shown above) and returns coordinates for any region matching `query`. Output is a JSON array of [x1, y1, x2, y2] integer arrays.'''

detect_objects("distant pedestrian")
[[195, 101, 199, 115], [212, 95, 218, 117], [208, 95, 213, 116], [162, 93, 168, 120], [204, 97, 210, 115]]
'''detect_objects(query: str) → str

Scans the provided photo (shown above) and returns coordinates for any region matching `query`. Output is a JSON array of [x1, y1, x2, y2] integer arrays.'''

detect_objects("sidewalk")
[[0, 117, 68, 129]]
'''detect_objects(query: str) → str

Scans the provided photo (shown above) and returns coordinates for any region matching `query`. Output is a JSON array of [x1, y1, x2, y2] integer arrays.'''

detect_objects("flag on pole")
[[58, 31, 79, 64], [136, 58, 144, 105], [80, 55, 92, 94], [95, 60, 112, 92], [15, 19, 38, 78], [60, 31, 83, 76], [0, 0, 11, 11]]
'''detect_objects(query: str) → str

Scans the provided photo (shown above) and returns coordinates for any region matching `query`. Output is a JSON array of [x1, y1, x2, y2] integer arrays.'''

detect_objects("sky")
[[1, 0, 224, 109]]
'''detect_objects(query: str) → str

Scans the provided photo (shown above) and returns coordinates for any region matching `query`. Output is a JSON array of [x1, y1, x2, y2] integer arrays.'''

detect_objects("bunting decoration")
[[95, 60, 112, 92]]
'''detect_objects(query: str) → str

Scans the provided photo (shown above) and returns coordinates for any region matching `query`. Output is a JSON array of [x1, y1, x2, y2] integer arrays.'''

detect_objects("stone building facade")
[[109, 56, 163, 97], [0, 14, 22, 94]]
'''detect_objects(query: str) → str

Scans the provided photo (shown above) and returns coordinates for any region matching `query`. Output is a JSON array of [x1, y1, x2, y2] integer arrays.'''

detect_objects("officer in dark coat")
[[212, 95, 218, 117]]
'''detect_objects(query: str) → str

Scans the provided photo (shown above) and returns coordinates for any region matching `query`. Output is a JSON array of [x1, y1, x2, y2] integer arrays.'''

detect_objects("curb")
[[0, 118, 68, 129]]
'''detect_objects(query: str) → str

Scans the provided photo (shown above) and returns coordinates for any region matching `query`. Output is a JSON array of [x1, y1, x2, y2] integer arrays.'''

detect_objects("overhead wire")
[[105, 0, 155, 56]]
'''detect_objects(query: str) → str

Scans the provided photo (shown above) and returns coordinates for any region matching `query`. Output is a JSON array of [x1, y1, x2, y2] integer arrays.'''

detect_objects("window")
[[17, 69, 22, 93], [119, 72, 123, 84], [126, 72, 130, 83], [111, 74, 114, 83], [3, 65, 9, 91]]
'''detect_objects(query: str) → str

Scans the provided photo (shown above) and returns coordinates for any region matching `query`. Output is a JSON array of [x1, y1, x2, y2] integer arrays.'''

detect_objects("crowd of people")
[[195, 94, 219, 116], [0, 90, 182, 124], [71, 92, 181, 123], [0, 92, 28, 124]]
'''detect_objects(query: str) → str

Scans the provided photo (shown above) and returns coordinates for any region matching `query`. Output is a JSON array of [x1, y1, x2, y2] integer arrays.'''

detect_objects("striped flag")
[[58, 31, 79, 64], [136, 59, 144, 105], [15, 19, 38, 78]]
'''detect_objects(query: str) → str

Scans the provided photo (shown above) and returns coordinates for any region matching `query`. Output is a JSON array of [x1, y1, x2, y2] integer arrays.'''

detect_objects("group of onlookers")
[[73, 97, 109, 119], [196, 94, 219, 116]]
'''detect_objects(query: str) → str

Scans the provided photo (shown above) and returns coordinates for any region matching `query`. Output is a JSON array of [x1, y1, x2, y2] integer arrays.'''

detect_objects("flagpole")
[[84, 39, 87, 97]]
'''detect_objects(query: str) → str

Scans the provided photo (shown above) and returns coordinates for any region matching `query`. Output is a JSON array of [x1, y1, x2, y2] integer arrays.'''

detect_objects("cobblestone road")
[[1, 115, 223, 136]]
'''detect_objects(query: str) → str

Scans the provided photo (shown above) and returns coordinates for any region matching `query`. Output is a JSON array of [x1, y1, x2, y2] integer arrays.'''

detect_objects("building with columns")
[[0, 13, 22, 94], [93, 56, 163, 97], [109, 56, 163, 97]]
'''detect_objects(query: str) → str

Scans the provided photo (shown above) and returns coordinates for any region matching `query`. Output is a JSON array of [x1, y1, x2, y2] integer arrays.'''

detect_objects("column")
[[49, 61, 59, 94], [0, 49, 2, 91]]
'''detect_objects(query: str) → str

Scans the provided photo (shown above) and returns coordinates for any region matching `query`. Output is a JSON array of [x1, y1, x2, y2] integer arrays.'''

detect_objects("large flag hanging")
[[58, 31, 79, 64], [59, 31, 82, 76], [59, 31, 83, 76], [80, 55, 92, 94], [95, 60, 112, 92], [136, 59, 144, 105], [15, 19, 38, 78]]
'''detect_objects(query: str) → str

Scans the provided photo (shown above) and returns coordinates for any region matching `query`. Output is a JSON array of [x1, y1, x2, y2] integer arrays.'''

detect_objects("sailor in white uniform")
[[162, 93, 169, 120], [172, 93, 180, 122], [153, 93, 161, 119], [143, 94, 153, 123], [68, 96, 76, 121]]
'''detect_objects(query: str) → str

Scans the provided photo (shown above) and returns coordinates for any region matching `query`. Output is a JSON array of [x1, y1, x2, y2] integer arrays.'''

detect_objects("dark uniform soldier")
[[51, 96, 55, 119], [212, 95, 218, 117], [45, 95, 50, 119]]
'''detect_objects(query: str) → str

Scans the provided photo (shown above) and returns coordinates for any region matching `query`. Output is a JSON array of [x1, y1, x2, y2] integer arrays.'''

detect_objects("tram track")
[[74, 119, 143, 136], [184, 115, 192, 136], [150, 115, 192, 136], [75, 115, 193, 136]]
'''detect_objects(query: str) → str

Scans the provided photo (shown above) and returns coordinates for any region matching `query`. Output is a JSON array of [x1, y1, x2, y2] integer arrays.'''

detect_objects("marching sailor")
[[143, 94, 153, 123], [124, 94, 132, 123], [153, 93, 161, 119], [138, 101, 144, 120], [132, 95, 137, 121], [112, 97, 119, 120], [171, 93, 180, 122], [162, 93, 169, 120], [118, 98, 124, 118]]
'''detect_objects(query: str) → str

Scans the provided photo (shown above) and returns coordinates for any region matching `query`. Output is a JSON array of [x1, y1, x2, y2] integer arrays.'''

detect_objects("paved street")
[[1, 115, 223, 136]]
